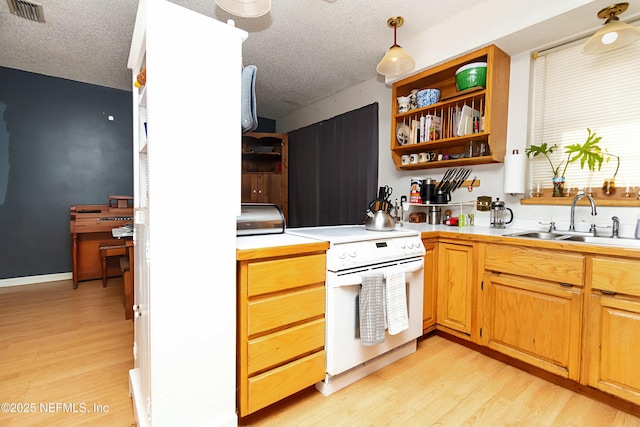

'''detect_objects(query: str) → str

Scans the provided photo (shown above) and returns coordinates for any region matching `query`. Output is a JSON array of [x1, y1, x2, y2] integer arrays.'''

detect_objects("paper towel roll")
[[503, 150, 527, 194]]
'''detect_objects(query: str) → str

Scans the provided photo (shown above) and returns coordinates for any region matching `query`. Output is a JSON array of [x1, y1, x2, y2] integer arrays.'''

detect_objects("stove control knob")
[[348, 251, 357, 258], [337, 252, 347, 259]]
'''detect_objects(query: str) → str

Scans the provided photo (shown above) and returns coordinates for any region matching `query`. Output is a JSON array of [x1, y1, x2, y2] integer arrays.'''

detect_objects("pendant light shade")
[[215, 0, 271, 18], [377, 16, 415, 77], [582, 2, 640, 54]]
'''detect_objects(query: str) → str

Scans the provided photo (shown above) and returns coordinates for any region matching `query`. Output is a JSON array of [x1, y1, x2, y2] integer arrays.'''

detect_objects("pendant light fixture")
[[215, 0, 271, 18], [376, 16, 415, 77], [582, 2, 640, 54]]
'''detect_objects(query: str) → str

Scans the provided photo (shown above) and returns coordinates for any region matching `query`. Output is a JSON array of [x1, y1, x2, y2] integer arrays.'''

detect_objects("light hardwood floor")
[[241, 335, 640, 427], [0, 278, 136, 427], [3, 279, 640, 427]]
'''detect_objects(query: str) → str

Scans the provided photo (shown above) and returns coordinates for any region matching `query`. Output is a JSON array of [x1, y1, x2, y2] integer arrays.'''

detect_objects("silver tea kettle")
[[365, 209, 396, 231], [490, 198, 514, 228]]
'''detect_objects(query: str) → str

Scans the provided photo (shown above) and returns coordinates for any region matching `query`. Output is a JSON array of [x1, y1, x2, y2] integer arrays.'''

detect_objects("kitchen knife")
[[437, 168, 454, 191], [456, 169, 472, 190], [452, 168, 469, 192]]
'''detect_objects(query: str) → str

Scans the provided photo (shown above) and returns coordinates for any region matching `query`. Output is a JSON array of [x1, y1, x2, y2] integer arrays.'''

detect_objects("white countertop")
[[236, 232, 327, 251], [236, 223, 524, 251], [397, 222, 525, 237]]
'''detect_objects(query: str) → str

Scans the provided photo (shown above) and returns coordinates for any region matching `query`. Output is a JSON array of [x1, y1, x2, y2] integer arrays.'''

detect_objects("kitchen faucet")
[[569, 192, 597, 232], [611, 216, 620, 238]]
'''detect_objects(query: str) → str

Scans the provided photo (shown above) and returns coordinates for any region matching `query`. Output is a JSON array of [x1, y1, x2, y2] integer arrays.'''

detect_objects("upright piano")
[[70, 195, 133, 288]]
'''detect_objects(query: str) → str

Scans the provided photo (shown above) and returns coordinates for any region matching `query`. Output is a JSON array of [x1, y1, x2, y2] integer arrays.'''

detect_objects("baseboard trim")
[[0, 272, 72, 288]]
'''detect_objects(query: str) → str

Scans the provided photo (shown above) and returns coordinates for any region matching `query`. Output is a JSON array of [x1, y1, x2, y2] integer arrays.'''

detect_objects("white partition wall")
[[128, 1, 246, 426]]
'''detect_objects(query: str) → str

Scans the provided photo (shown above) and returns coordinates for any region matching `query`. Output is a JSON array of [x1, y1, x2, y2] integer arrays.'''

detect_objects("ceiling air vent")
[[6, 0, 45, 23]]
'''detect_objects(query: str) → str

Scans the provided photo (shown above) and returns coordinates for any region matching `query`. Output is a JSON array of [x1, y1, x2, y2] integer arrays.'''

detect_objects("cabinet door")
[[241, 173, 282, 205], [259, 173, 282, 205], [422, 240, 437, 332], [588, 294, 640, 405], [437, 242, 473, 336], [483, 273, 582, 380], [241, 173, 258, 203]]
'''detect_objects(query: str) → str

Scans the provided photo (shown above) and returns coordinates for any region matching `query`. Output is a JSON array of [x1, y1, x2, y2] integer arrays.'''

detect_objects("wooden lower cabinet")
[[237, 250, 327, 417], [422, 240, 437, 333], [436, 241, 475, 338], [587, 256, 640, 405], [482, 243, 584, 380], [482, 273, 583, 380]]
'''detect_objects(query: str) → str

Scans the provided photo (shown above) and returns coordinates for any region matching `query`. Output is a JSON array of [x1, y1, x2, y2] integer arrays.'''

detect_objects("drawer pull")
[[559, 282, 573, 288], [600, 290, 617, 295]]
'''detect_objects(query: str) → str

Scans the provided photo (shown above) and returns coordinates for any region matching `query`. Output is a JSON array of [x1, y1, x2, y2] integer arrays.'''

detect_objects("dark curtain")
[[288, 103, 378, 227]]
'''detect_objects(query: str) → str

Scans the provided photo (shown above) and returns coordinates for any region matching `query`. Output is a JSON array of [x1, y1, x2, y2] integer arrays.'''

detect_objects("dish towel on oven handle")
[[385, 268, 409, 335], [359, 272, 386, 346]]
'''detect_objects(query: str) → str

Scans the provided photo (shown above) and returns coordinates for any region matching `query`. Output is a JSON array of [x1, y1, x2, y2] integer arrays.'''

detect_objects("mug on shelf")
[[401, 154, 410, 165], [397, 96, 411, 113], [409, 153, 419, 164]]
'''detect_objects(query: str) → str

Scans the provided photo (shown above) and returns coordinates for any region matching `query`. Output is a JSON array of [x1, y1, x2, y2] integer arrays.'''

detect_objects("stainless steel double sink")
[[505, 230, 640, 249]]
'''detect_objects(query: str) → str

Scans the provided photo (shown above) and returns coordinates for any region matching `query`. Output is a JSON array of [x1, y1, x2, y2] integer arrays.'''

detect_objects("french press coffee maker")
[[490, 198, 514, 228]]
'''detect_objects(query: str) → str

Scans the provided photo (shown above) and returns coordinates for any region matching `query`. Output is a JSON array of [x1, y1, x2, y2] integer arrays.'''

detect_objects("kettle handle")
[[506, 207, 514, 224]]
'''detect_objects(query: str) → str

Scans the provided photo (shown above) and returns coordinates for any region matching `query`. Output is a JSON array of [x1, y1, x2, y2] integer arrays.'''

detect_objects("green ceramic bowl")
[[455, 62, 487, 91]]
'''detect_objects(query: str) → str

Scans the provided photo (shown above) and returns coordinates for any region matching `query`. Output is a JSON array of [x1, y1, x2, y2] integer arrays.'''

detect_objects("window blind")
[[531, 34, 640, 192]]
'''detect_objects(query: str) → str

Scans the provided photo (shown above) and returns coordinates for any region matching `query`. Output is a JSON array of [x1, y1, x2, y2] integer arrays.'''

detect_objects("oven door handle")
[[331, 259, 424, 288]]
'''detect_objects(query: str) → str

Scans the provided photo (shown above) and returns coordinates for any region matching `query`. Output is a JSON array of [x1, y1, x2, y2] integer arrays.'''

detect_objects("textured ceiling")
[[1, 0, 639, 120]]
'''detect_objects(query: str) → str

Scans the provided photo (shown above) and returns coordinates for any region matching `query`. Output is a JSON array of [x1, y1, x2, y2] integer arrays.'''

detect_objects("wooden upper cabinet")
[[389, 44, 510, 170]]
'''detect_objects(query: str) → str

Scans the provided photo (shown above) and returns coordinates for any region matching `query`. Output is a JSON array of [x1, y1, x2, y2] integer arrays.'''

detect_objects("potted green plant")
[[602, 149, 620, 195], [526, 128, 605, 197], [525, 142, 567, 196]]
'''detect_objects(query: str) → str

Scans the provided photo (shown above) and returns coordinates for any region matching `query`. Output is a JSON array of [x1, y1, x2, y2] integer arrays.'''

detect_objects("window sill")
[[520, 189, 640, 207]]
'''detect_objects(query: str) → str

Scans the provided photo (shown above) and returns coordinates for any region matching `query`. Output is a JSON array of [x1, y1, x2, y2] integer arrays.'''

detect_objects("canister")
[[420, 178, 437, 204], [427, 206, 441, 224]]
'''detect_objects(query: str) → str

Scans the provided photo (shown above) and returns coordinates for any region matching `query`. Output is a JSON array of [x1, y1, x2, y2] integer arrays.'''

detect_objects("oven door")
[[325, 257, 424, 377]]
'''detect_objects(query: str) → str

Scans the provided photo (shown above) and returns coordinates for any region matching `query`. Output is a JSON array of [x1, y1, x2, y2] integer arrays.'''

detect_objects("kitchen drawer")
[[485, 244, 584, 286], [248, 318, 325, 375], [591, 256, 640, 297], [248, 284, 325, 336], [247, 350, 325, 414], [247, 254, 326, 296]]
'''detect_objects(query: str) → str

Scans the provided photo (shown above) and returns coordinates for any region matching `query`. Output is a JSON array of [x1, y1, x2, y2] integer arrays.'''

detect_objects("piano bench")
[[98, 241, 127, 288]]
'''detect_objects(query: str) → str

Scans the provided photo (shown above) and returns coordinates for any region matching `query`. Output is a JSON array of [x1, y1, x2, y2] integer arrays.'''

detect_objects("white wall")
[[277, 0, 640, 238]]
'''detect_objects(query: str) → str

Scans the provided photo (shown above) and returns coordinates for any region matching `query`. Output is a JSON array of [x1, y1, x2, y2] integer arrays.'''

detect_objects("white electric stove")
[[286, 225, 426, 395]]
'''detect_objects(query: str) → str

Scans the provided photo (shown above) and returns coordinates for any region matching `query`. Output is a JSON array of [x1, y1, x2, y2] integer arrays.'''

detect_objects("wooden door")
[[241, 173, 282, 205], [588, 294, 640, 404], [437, 242, 473, 336], [422, 240, 437, 333], [483, 273, 582, 380], [241, 173, 258, 203], [259, 173, 282, 205]]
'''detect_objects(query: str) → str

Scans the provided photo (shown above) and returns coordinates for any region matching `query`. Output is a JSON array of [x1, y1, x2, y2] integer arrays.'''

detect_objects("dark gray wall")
[[254, 117, 276, 133], [0, 67, 133, 280]]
